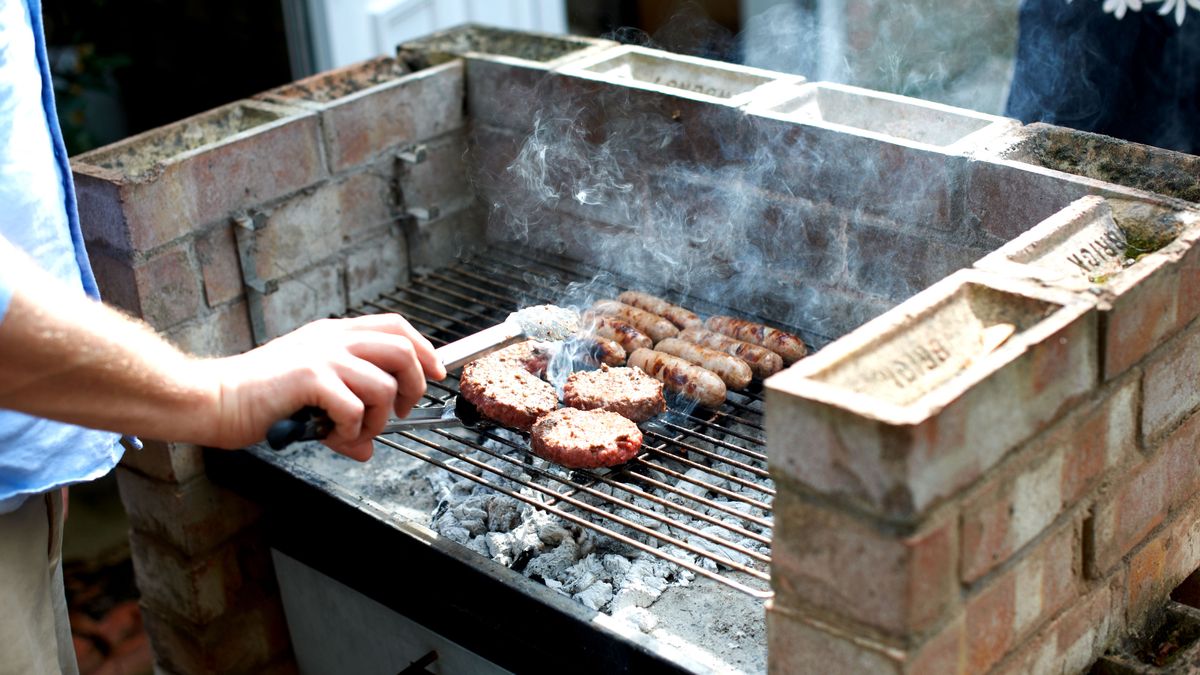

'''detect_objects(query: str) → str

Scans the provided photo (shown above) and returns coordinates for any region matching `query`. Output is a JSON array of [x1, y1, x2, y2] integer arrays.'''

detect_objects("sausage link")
[[654, 338, 752, 390], [591, 300, 678, 343], [581, 312, 654, 353], [703, 316, 808, 365], [617, 291, 703, 330], [571, 336, 627, 367], [677, 327, 784, 379], [628, 348, 726, 409]]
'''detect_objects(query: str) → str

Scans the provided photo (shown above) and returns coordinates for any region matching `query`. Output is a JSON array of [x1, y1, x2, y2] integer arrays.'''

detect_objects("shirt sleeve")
[[0, 238, 14, 323]]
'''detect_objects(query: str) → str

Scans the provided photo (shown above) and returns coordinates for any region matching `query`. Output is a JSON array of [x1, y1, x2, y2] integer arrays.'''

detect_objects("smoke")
[[469, 3, 1011, 347]]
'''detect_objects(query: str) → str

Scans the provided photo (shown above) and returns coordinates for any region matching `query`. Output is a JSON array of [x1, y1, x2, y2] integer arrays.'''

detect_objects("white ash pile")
[[425, 415, 772, 623]]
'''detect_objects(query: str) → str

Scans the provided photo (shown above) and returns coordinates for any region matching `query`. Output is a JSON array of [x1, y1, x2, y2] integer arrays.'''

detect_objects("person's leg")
[[0, 491, 79, 675]]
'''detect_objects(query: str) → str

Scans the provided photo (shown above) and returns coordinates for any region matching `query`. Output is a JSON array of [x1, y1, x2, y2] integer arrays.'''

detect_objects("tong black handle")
[[267, 406, 333, 450]]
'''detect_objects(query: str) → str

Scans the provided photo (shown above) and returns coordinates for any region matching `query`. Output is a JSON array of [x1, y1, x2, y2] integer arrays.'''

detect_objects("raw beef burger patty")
[[459, 357, 557, 430], [531, 408, 643, 468], [562, 365, 666, 422]]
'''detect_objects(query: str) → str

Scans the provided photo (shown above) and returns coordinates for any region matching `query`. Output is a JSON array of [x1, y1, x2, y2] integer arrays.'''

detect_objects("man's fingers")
[[341, 334, 429, 417], [342, 313, 446, 380], [330, 355, 398, 438], [311, 371, 364, 445]]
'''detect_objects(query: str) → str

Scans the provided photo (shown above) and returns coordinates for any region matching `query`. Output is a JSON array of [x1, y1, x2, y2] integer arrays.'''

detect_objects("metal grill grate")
[[347, 247, 777, 600]]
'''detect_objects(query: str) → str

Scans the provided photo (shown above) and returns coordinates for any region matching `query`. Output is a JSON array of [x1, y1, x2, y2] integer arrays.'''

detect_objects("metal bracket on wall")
[[231, 211, 275, 346]]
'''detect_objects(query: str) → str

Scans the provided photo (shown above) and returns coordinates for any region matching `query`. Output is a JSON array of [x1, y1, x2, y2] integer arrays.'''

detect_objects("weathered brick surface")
[[405, 203, 485, 273], [1142, 317, 1200, 443], [252, 170, 398, 283], [1104, 263, 1181, 379], [73, 102, 326, 253], [85, 247, 140, 316], [313, 61, 465, 172], [991, 574, 1122, 675], [129, 530, 243, 625], [164, 300, 254, 358], [115, 467, 261, 556], [766, 602, 966, 675], [965, 521, 1080, 673], [771, 487, 958, 639], [1087, 409, 1200, 577], [258, 262, 345, 341], [346, 232, 407, 306], [960, 378, 1136, 582], [964, 159, 1092, 242], [119, 440, 205, 484], [767, 293, 1097, 521], [141, 597, 291, 674], [195, 224, 244, 307], [133, 242, 204, 330], [398, 132, 472, 210], [1125, 492, 1200, 623]]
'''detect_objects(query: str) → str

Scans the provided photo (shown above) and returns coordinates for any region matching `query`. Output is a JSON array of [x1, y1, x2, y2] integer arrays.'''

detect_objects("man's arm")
[[0, 240, 446, 461]]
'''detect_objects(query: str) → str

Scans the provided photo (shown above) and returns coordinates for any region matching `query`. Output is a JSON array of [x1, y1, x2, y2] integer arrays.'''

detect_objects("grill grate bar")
[[386, 431, 772, 583], [417, 427, 772, 565], [359, 249, 778, 599], [378, 435, 773, 599]]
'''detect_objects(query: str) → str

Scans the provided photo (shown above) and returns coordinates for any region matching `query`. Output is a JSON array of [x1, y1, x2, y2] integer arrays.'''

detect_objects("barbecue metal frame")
[[344, 246, 778, 600]]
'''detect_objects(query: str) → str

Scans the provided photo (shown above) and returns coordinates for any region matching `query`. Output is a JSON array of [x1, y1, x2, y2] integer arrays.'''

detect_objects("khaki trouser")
[[0, 490, 78, 675]]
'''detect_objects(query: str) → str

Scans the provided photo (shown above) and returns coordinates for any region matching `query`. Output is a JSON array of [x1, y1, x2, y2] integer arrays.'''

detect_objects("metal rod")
[[385, 433, 772, 583]]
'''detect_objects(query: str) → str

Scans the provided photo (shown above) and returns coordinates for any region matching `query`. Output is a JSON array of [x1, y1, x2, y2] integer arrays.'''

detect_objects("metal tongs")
[[266, 396, 489, 450], [266, 304, 578, 450]]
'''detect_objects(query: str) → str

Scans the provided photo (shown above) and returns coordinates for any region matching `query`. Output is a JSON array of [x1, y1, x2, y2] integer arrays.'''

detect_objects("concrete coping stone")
[[73, 98, 313, 182], [557, 43, 804, 108], [744, 80, 1017, 154], [766, 268, 1094, 425], [977, 195, 1200, 297], [398, 23, 615, 70], [988, 122, 1200, 205], [256, 57, 461, 109]]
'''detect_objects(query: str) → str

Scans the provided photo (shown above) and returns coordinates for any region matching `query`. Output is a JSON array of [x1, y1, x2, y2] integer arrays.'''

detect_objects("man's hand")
[[201, 314, 446, 460], [0, 238, 445, 459]]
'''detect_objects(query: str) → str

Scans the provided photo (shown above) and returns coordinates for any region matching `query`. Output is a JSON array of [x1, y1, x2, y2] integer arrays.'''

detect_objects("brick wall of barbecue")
[[70, 58, 472, 673], [767, 311, 1200, 674]]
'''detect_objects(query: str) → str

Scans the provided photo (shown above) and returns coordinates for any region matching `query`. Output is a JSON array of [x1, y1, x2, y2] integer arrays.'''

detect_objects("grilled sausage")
[[654, 338, 752, 390], [704, 316, 807, 365], [628, 348, 726, 409], [581, 312, 653, 353], [570, 335, 627, 367], [677, 327, 784, 379], [591, 300, 678, 343], [617, 291, 703, 330]]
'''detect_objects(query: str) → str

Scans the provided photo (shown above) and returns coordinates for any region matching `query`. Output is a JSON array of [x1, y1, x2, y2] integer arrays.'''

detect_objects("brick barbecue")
[[70, 24, 1200, 674]]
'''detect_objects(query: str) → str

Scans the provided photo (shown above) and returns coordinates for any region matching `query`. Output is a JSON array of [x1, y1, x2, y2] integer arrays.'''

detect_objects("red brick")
[[132, 243, 204, 330], [141, 597, 291, 674], [73, 634, 104, 674], [129, 531, 243, 625], [771, 489, 958, 638], [1104, 264, 1180, 379], [398, 132, 472, 210], [115, 468, 261, 556], [405, 203, 486, 272], [74, 101, 326, 252], [85, 247, 140, 316], [258, 262, 345, 341], [337, 167, 401, 244], [346, 232, 408, 306], [906, 614, 966, 674], [1088, 455, 1168, 577], [766, 603, 904, 675], [991, 578, 1119, 675], [1174, 229, 1200, 332], [965, 159, 1090, 243], [1127, 537, 1168, 619], [164, 300, 254, 358], [966, 572, 1016, 672], [767, 273, 1097, 521], [960, 379, 1135, 582], [1142, 319, 1200, 442], [312, 61, 464, 172], [195, 224, 244, 307]]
